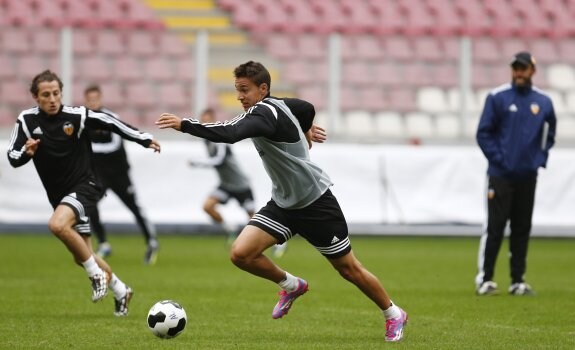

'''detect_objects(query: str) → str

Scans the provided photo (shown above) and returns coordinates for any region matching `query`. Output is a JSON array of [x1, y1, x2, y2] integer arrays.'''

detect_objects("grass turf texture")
[[0, 234, 573, 349]]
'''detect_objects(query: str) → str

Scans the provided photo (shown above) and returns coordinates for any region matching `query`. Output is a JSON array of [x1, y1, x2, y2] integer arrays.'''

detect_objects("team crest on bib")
[[63, 121, 74, 136], [530, 103, 540, 115]]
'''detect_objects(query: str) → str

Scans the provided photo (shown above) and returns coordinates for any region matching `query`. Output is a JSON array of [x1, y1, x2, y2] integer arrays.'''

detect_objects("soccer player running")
[[191, 107, 287, 257], [7, 70, 161, 316], [84, 85, 160, 265], [156, 61, 408, 341]]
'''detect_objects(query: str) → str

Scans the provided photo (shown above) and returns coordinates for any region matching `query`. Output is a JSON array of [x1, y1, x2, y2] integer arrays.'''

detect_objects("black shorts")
[[211, 186, 255, 213], [248, 189, 351, 259], [58, 181, 101, 236]]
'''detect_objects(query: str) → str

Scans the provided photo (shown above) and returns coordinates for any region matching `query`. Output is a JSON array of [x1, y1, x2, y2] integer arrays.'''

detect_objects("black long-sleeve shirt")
[[7, 105, 153, 207]]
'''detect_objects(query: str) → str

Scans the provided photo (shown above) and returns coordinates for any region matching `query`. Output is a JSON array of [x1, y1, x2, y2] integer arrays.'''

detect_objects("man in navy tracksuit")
[[475, 52, 556, 296]]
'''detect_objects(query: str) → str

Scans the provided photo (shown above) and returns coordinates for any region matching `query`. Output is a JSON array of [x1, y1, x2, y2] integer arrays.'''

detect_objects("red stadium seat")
[[158, 82, 189, 109], [94, 31, 126, 56], [1, 79, 31, 105], [383, 36, 414, 61], [404, 63, 434, 87], [412, 37, 445, 62], [369, 0, 406, 35], [283, 61, 315, 85], [265, 34, 297, 60], [113, 56, 144, 82], [529, 39, 559, 65], [355, 35, 385, 61], [342, 62, 374, 86], [158, 33, 191, 58], [1, 28, 31, 54], [499, 37, 528, 62], [295, 35, 326, 61], [472, 37, 502, 63], [143, 57, 176, 82], [373, 63, 404, 87], [15, 56, 52, 80], [30, 29, 59, 56], [72, 30, 96, 57], [76, 56, 112, 81], [125, 82, 156, 109], [174, 57, 196, 82], [387, 88, 416, 113], [297, 85, 325, 111], [357, 87, 388, 113], [433, 63, 459, 88], [125, 31, 158, 57], [0, 56, 16, 80]]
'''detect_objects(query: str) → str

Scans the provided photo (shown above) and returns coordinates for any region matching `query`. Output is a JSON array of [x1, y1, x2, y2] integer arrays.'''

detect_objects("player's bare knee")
[[47, 217, 67, 236], [229, 246, 254, 268]]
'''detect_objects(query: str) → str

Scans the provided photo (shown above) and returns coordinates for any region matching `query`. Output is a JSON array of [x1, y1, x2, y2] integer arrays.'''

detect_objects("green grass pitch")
[[0, 234, 573, 349]]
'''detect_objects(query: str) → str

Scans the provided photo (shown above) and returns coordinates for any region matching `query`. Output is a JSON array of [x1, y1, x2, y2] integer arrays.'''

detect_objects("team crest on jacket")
[[63, 121, 74, 136], [530, 103, 540, 115]]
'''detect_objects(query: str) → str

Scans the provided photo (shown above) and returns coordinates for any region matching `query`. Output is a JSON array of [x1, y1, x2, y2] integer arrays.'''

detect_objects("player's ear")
[[259, 83, 269, 97]]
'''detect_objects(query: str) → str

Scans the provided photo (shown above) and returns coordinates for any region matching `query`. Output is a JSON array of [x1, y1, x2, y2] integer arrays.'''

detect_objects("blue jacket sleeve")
[[476, 94, 504, 167]]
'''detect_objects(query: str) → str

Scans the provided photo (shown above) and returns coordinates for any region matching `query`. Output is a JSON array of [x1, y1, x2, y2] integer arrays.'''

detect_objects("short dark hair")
[[233, 61, 271, 95], [30, 70, 63, 96], [84, 84, 101, 96]]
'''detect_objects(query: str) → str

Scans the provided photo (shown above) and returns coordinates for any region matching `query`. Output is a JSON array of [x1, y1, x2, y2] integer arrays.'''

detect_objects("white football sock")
[[278, 272, 299, 292], [110, 273, 127, 299], [382, 301, 401, 320], [81, 256, 102, 277]]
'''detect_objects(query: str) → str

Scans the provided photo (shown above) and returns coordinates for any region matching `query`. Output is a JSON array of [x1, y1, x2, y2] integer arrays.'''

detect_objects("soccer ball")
[[147, 300, 187, 339]]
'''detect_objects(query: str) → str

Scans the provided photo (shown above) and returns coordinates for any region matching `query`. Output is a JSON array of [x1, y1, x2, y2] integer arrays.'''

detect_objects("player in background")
[[7, 70, 161, 316], [84, 85, 159, 265], [156, 61, 408, 342], [475, 52, 556, 296], [191, 108, 287, 257]]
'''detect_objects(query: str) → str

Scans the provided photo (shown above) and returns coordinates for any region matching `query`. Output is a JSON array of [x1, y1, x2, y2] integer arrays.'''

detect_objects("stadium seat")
[[544, 64, 575, 90], [499, 38, 528, 61], [427, 0, 463, 36], [528, 39, 558, 65], [310, 0, 347, 34], [441, 37, 461, 63], [446, 88, 481, 114], [158, 82, 189, 109], [15, 56, 52, 80], [399, 0, 435, 36], [158, 33, 191, 58], [404, 112, 434, 139], [126, 31, 158, 57], [30, 29, 60, 56], [433, 63, 458, 88], [557, 40, 575, 64], [340, 86, 359, 111], [355, 35, 385, 61], [2, 0, 34, 27], [388, 88, 416, 113], [417, 87, 449, 113], [94, 31, 125, 56], [113, 57, 144, 82], [404, 63, 434, 87], [545, 90, 568, 114], [76, 56, 112, 81], [343, 62, 374, 86], [383, 36, 413, 62], [265, 34, 297, 60], [374, 111, 405, 138], [281, 0, 317, 33], [368, 0, 405, 35], [125, 82, 157, 109], [435, 113, 460, 139], [374, 63, 404, 87], [72, 30, 96, 57], [0, 55, 16, 80], [0, 28, 31, 54], [297, 85, 325, 111], [283, 61, 315, 85], [339, 0, 379, 34], [1, 79, 30, 105], [356, 87, 388, 113], [344, 111, 375, 137], [143, 57, 176, 82], [296, 35, 326, 61], [412, 37, 445, 62], [472, 37, 501, 63], [174, 57, 196, 82]]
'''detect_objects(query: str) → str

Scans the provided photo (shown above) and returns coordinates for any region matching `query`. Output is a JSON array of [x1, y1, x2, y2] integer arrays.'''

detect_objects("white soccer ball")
[[147, 300, 187, 339]]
